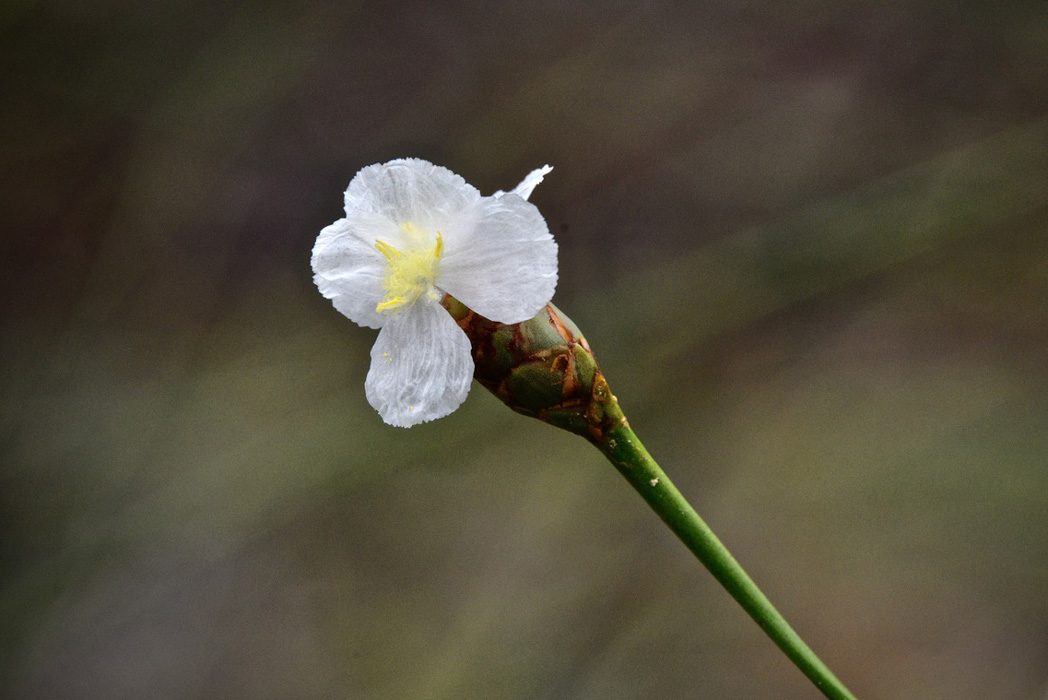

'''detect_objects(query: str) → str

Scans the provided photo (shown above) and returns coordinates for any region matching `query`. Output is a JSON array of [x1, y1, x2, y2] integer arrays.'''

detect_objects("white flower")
[[312, 158, 558, 428]]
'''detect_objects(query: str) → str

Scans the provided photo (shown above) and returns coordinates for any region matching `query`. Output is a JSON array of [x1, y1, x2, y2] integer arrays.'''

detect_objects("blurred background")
[[2, 1, 1048, 698]]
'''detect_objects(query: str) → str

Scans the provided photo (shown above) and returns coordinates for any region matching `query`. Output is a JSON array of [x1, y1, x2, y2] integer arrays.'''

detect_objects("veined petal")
[[345, 158, 481, 233], [438, 193, 558, 324], [311, 216, 398, 329], [493, 165, 553, 201], [365, 302, 473, 428]]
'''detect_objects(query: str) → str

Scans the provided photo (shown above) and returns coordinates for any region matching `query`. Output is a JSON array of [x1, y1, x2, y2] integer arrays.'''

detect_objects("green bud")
[[443, 296, 627, 442]]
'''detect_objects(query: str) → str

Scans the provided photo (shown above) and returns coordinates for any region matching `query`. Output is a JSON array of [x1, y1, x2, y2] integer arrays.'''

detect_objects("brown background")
[[3, 1, 1048, 698]]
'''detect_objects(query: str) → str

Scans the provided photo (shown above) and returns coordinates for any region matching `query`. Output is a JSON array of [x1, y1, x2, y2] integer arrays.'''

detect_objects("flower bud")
[[442, 296, 627, 442]]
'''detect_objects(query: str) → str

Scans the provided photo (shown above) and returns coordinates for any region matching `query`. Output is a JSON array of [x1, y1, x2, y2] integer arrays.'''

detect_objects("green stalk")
[[447, 298, 859, 699], [597, 422, 858, 700]]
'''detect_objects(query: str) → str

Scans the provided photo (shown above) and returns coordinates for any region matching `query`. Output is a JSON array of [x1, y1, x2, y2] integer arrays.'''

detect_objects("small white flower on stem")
[[312, 158, 558, 427]]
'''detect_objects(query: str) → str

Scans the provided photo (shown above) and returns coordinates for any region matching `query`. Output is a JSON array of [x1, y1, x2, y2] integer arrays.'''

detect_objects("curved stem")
[[596, 422, 858, 700]]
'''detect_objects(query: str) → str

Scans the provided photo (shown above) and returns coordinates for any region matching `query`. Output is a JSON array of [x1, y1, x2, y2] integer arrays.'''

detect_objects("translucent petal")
[[345, 158, 481, 233], [438, 194, 558, 324], [364, 302, 474, 427], [311, 217, 399, 329], [493, 165, 553, 201]]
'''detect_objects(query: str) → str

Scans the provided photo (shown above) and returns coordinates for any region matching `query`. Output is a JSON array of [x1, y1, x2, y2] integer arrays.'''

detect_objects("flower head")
[[312, 158, 557, 427]]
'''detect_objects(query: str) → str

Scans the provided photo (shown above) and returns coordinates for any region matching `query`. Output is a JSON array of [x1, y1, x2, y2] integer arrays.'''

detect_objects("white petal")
[[437, 193, 558, 324], [311, 217, 397, 329], [364, 302, 473, 428], [345, 158, 481, 233], [494, 165, 553, 201]]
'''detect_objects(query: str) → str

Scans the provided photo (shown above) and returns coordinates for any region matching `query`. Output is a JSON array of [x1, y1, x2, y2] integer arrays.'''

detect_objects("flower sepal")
[[443, 296, 627, 443]]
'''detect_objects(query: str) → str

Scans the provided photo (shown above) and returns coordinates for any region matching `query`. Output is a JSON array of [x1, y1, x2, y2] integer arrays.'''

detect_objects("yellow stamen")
[[373, 225, 445, 314], [375, 239, 403, 260], [376, 297, 407, 312]]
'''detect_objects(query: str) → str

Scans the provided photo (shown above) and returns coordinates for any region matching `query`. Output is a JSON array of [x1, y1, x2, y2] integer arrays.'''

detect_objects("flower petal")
[[345, 158, 481, 233], [364, 301, 473, 427], [493, 165, 553, 201], [438, 193, 558, 324], [311, 217, 397, 329]]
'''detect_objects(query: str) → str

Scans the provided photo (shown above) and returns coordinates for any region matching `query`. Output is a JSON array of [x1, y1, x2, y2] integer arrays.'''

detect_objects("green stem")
[[596, 422, 858, 700], [451, 299, 858, 697]]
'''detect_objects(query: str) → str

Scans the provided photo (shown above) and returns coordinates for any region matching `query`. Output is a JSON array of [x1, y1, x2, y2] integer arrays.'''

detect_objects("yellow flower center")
[[374, 223, 445, 313]]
